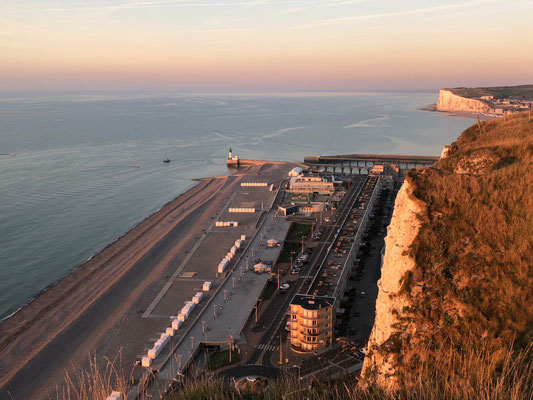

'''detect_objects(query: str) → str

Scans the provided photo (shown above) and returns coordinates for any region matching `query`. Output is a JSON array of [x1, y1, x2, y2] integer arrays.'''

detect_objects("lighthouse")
[[227, 148, 240, 167]]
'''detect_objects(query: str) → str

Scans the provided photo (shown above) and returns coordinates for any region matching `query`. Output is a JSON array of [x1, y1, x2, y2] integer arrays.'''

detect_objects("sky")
[[1, 0, 532, 91]]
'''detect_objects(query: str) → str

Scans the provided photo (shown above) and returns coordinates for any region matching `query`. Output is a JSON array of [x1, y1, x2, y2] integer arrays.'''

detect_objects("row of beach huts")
[[228, 207, 256, 213], [140, 279, 212, 368], [139, 234, 247, 369], [217, 234, 246, 273], [240, 182, 267, 187], [215, 221, 239, 227]]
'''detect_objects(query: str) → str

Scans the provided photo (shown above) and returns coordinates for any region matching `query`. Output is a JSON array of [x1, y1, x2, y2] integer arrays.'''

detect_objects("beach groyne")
[[227, 158, 287, 167]]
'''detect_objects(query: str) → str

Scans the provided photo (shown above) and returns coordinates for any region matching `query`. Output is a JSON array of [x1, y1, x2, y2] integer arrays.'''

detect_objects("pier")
[[304, 153, 439, 175]]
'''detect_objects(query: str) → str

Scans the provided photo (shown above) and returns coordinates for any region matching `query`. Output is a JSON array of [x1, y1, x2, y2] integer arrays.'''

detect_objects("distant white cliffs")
[[436, 89, 492, 113]]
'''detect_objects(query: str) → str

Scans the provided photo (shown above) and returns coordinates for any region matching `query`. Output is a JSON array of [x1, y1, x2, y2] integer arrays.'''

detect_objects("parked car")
[[360, 291, 366, 298], [280, 283, 290, 290]]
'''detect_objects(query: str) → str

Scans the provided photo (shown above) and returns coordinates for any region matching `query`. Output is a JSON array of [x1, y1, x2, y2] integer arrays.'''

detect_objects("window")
[[312, 320, 317, 326]]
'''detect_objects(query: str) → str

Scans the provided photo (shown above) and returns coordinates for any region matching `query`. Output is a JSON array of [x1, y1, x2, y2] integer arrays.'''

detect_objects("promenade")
[[0, 162, 296, 399]]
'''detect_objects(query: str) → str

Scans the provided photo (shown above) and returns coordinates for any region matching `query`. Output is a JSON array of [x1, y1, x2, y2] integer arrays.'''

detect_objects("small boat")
[[163, 158, 171, 163], [10, 153, 16, 156], [133, 163, 140, 168]]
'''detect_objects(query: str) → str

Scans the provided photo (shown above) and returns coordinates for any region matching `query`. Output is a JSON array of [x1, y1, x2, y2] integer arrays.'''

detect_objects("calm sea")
[[0, 91, 473, 319]]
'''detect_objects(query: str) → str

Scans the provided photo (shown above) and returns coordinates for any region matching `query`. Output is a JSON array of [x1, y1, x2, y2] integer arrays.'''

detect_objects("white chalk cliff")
[[362, 179, 422, 389], [436, 89, 492, 113]]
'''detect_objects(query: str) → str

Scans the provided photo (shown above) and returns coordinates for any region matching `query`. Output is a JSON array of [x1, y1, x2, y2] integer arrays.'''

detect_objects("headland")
[[425, 84, 533, 119]]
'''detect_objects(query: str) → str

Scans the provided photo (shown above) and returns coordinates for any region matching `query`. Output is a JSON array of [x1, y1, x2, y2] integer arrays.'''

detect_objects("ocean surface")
[[0, 91, 474, 319]]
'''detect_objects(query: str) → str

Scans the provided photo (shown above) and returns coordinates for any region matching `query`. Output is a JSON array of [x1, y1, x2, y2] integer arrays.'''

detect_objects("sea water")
[[0, 91, 474, 319]]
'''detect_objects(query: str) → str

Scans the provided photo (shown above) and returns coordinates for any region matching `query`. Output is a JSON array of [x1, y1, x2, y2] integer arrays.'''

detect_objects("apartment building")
[[287, 294, 336, 353]]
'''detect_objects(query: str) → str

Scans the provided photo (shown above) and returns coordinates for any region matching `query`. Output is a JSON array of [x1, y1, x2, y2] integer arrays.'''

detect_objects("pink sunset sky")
[[1, 0, 532, 91]]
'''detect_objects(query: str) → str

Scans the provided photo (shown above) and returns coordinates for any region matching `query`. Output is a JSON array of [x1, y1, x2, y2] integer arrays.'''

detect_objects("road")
[[247, 177, 368, 367]]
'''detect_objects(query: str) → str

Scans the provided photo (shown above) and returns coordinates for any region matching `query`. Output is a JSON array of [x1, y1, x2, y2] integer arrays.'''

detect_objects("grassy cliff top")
[[394, 112, 533, 388], [446, 85, 533, 100]]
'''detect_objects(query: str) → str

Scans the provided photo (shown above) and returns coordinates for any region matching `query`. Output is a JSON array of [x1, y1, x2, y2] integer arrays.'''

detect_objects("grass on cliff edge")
[[59, 342, 532, 399], [380, 112, 533, 389]]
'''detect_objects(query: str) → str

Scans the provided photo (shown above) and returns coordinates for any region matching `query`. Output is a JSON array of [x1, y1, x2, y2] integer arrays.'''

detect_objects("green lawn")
[[286, 223, 312, 242], [207, 349, 240, 370], [278, 242, 301, 263]]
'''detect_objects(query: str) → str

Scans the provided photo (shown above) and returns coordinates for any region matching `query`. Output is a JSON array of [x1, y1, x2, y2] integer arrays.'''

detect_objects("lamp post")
[[177, 354, 183, 375], [213, 304, 218, 318], [228, 335, 234, 363], [190, 336, 195, 350], [293, 364, 302, 380], [290, 251, 295, 271], [201, 320, 207, 337], [254, 298, 262, 324]]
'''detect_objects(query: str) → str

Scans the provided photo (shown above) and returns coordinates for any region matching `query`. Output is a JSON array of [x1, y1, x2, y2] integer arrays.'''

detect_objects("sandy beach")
[[0, 164, 287, 399]]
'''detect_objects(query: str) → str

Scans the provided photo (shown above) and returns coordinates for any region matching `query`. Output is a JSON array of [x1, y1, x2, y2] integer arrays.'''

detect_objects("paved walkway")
[[141, 201, 292, 398]]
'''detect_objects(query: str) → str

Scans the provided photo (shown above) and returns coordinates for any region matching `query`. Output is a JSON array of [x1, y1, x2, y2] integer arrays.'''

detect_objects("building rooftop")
[[291, 294, 335, 310]]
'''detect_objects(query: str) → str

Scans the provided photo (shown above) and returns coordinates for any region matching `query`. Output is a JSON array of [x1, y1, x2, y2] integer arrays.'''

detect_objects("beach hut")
[[267, 239, 280, 247]]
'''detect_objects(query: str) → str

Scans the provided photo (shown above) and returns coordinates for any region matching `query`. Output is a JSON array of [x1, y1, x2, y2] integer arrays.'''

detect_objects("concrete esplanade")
[[304, 153, 440, 175]]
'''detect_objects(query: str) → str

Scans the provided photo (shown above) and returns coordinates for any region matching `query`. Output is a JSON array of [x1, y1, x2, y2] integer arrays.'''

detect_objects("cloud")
[[275, 7, 305, 15], [289, 0, 503, 29], [42, 0, 254, 12]]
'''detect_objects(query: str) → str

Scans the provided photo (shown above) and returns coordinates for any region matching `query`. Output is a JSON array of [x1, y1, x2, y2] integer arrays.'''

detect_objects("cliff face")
[[362, 180, 422, 388], [436, 89, 492, 113], [363, 112, 533, 390]]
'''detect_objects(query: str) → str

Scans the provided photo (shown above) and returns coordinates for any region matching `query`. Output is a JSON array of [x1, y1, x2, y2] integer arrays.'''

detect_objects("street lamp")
[[290, 251, 295, 270], [213, 304, 218, 318], [254, 298, 262, 324], [201, 320, 207, 336], [190, 336, 195, 350], [293, 364, 302, 380], [177, 354, 183, 375]]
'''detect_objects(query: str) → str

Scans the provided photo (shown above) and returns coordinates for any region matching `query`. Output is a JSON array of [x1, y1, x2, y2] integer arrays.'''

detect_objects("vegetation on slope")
[[381, 112, 533, 388], [448, 85, 533, 100], [166, 344, 531, 400]]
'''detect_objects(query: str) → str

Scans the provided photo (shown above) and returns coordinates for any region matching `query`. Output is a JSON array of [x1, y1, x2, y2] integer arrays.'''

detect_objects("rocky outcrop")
[[362, 179, 422, 389], [436, 89, 492, 113]]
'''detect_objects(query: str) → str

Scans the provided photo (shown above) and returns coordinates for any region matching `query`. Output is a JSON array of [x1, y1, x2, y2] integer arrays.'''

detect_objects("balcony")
[[301, 330, 320, 336], [300, 314, 320, 321], [287, 323, 297, 331], [300, 337, 326, 345], [300, 321, 320, 329], [290, 343, 315, 354]]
